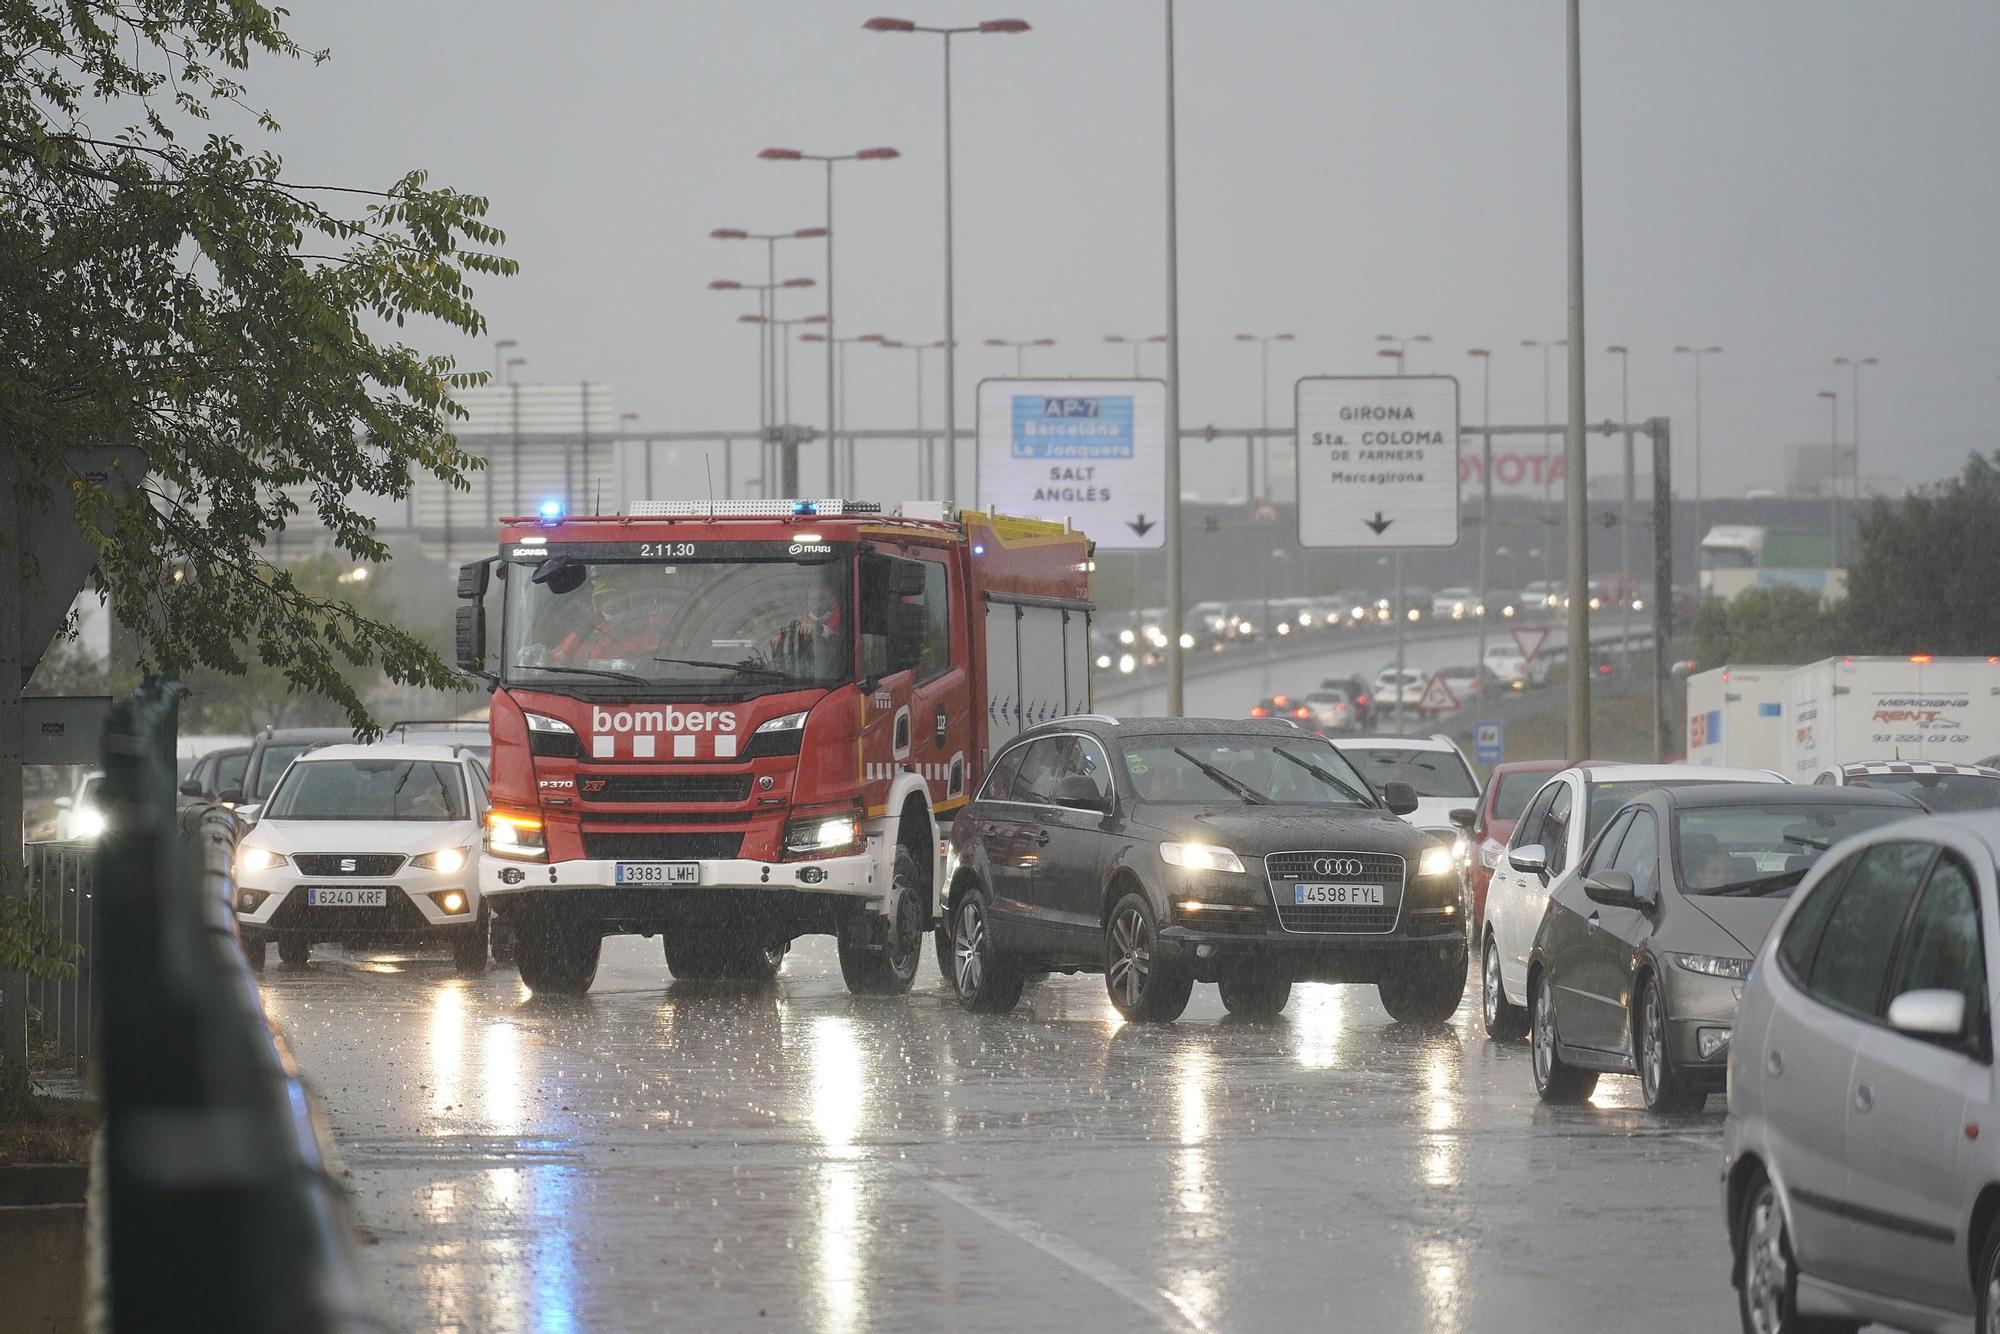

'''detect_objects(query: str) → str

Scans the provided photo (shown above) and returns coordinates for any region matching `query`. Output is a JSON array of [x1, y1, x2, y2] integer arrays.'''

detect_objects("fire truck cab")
[[456, 499, 1093, 996]]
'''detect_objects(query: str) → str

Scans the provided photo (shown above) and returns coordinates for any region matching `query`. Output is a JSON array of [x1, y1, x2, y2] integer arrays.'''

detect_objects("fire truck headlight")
[[756, 711, 809, 734], [784, 810, 861, 857], [524, 711, 575, 736], [485, 810, 547, 861]]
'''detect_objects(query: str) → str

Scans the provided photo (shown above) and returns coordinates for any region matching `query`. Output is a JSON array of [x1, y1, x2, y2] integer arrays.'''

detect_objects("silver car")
[[1725, 812, 2000, 1332]]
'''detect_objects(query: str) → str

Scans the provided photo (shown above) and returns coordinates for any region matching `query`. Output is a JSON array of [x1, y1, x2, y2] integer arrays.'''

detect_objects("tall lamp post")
[[1818, 389, 1840, 565], [1467, 348, 1493, 712], [1235, 332, 1295, 504], [985, 337, 1056, 377], [1832, 355, 1878, 558], [711, 227, 828, 472], [712, 275, 817, 495], [1606, 345, 1636, 661], [801, 331, 887, 494], [739, 312, 827, 494], [1674, 343, 1723, 554], [1105, 333, 1166, 378], [492, 338, 518, 382], [865, 16, 1032, 510], [758, 147, 901, 494], [1375, 342, 1421, 731], [1522, 336, 1566, 594]]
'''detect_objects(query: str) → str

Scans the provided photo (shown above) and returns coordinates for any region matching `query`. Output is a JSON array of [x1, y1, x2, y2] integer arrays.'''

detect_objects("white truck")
[[1686, 657, 2000, 777]]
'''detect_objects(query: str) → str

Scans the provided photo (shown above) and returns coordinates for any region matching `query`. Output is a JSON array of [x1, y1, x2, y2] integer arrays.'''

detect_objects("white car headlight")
[[237, 845, 288, 875], [413, 847, 469, 874], [1159, 842, 1246, 874], [1670, 952, 1751, 981], [71, 807, 108, 840], [1417, 845, 1456, 878]]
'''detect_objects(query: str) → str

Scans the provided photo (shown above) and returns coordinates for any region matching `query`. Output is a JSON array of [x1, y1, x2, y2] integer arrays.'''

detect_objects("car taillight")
[[1356, 695, 1369, 706], [1250, 706, 1267, 718], [1293, 707, 1310, 719]]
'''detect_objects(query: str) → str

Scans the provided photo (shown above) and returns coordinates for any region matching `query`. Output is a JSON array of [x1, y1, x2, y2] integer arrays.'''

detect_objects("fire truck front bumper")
[[478, 853, 880, 905]]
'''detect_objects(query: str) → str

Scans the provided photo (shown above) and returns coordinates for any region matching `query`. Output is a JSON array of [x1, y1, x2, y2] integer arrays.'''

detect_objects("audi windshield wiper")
[[1705, 869, 1809, 897], [1273, 747, 1371, 805], [510, 663, 650, 686], [1174, 748, 1270, 805], [653, 655, 794, 681]]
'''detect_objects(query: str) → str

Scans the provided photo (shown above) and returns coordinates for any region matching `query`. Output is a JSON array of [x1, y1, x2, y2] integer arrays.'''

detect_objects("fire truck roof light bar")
[[625, 499, 877, 518]]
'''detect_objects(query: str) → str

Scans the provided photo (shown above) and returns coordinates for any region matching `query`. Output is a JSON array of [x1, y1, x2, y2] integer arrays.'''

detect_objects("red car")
[[1463, 759, 1571, 932]]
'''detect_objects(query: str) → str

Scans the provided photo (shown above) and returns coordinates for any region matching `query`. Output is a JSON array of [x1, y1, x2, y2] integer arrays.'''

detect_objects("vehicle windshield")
[[1492, 770, 1555, 821], [266, 759, 469, 822], [254, 742, 321, 800], [1849, 772, 2000, 813], [1674, 801, 1912, 895], [1336, 746, 1478, 799], [1120, 736, 1375, 806], [503, 556, 851, 692]]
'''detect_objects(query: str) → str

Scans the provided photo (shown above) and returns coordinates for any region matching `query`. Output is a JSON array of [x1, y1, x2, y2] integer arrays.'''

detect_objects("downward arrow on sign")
[[1363, 512, 1394, 536], [1127, 514, 1155, 537]]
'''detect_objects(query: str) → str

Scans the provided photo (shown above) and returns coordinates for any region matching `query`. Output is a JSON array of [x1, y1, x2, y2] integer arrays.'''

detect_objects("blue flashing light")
[[791, 501, 818, 516], [973, 544, 986, 556], [538, 497, 565, 522]]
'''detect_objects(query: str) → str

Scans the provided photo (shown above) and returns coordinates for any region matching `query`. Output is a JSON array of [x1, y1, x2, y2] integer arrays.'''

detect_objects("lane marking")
[[899, 1163, 1216, 1334]]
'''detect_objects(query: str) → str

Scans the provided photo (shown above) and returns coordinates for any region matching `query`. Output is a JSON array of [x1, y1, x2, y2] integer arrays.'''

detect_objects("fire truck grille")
[[582, 832, 745, 861], [579, 774, 753, 804]]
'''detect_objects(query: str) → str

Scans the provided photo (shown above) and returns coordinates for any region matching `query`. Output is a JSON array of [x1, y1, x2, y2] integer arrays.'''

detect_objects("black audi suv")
[[943, 716, 1467, 1023]]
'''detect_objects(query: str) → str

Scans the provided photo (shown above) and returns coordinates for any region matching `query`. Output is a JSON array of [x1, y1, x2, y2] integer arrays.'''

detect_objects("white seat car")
[[1480, 763, 1785, 1040], [234, 743, 491, 973], [1726, 812, 2000, 1332]]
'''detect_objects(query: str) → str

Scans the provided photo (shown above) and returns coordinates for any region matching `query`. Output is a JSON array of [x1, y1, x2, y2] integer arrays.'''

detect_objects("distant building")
[[1784, 442, 1903, 500]]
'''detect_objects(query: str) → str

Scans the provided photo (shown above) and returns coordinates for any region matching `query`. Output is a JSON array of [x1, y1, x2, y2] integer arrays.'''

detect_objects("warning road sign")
[[1417, 672, 1459, 715]]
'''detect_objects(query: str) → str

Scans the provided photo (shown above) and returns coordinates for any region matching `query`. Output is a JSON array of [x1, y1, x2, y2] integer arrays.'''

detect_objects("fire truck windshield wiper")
[[511, 663, 650, 686], [653, 656, 795, 681]]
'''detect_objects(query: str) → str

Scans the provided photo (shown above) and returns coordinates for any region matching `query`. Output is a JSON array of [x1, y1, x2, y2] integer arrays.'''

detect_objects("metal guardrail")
[[21, 841, 93, 1073], [98, 677, 380, 1332]]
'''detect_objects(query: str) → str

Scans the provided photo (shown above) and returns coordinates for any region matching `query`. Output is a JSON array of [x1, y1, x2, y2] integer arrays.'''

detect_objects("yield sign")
[[1511, 625, 1551, 665], [1418, 672, 1458, 714]]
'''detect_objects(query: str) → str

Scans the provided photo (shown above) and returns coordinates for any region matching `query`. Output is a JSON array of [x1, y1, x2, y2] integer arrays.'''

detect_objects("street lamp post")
[[712, 276, 817, 496], [1833, 355, 1878, 561], [985, 337, 1056, 377], [1674, 344, 1723, 554], [1521, 336, 1566, 594], [866, 16, 1032, 510], [758, 147, 901, 495], [1818, 389, 1840, 564], [1468, 348, 1493, 713], [739, 312, 827, 494], [1235, 333, 1295, 504], [1607, 345, 1634, 662], [492, 338, 517, 382], [1375, 341, 1424, 732], [711, 228, 827, 487], [801, 332, 887, 494], [1104, 333, 1166, 378]]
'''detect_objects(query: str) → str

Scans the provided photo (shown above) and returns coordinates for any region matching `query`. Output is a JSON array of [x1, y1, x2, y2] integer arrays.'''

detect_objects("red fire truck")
[[455, 499, 1094, 996]]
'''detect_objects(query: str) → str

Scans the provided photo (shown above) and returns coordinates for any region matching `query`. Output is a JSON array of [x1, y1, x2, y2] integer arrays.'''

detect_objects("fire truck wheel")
[[838, 845, 925, 996], [516, 920, 602, 995]]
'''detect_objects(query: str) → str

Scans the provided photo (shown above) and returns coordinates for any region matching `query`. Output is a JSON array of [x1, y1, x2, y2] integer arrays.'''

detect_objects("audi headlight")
[[1159, 842, 1246, 874], [1418, 845, 1456, 878], [784, 810, 860, 857], [1670, 952, 1751, 981], [756, 710, 808, 734], [414, 847, 469, 874], [236, 845, 288, 875], [485, 810, 547, 861]]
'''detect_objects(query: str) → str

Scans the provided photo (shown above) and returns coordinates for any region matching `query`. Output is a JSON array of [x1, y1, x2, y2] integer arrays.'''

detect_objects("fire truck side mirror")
[[456, 559, 493, 600], [455, 603, 488, 676]]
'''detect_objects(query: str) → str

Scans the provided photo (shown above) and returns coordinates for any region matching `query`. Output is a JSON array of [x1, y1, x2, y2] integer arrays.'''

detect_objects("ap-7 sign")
[[976, 379, 1167, 551], [1295, 375, 1460, 549]]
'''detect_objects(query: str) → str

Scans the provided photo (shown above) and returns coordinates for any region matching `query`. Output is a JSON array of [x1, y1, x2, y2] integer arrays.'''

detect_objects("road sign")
[[1294, 375, 1460, 549], [976, 379, 1166, 550], [22, 696, 111, 765], [1511, 625, 1550, 664], [1417, 672, 1458, 715], [1474, 720, 1504, 765]]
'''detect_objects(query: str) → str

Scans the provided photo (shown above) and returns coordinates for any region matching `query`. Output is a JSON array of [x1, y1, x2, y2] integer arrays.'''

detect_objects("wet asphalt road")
[[262, 937, 1738, 1334]]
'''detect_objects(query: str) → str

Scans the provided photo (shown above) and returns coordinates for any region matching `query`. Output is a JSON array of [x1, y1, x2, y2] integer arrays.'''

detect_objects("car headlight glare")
[[1418, 845, 1457, 878], [236, 845, 288, 875], [784, 811, 860, 857], [1671, 952, 1751, 981], [1159, 842, 1246, 874], [414, 847, 469, 874]]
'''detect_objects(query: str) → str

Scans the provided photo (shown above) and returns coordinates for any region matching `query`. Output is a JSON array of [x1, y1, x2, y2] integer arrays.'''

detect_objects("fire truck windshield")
[[502, 557, 852, 692]]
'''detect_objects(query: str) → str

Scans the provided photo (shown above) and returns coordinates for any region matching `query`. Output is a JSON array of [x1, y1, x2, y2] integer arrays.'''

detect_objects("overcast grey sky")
[[261, 1, 1999, 503]]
